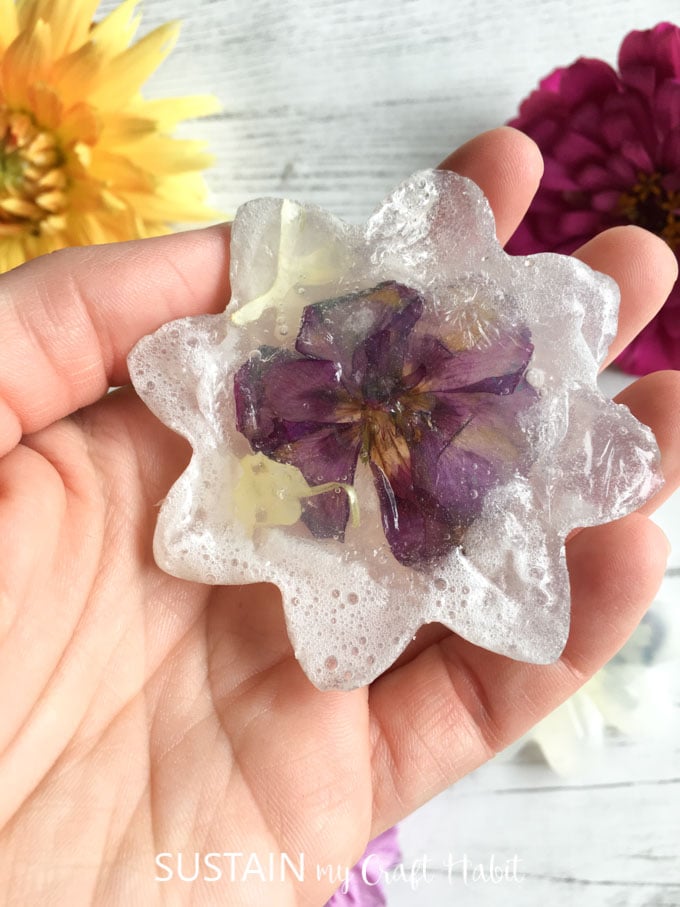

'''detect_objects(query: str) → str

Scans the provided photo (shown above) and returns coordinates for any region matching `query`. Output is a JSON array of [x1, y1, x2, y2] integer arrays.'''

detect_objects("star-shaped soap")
[[128, 170, 662, 690]]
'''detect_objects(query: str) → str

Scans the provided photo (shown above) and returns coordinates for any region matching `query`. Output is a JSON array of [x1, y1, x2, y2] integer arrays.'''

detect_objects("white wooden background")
[[98, 0, 680, 903]]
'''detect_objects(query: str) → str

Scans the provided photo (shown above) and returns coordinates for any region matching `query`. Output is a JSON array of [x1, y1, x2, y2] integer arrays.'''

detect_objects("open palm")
[[1, 129, 678, 906]]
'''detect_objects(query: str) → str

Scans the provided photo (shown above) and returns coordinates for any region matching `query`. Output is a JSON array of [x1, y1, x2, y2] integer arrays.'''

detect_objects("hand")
[[0, 128, 677, 906]]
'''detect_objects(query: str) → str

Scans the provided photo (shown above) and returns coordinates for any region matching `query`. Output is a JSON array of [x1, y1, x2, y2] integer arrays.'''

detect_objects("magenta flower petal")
[[616, 284, 680, 372], [656, 82, 680, 133], [620, 139, 654, 171], [619, 22, 680, 94], [660, 125, 680, 170], [509, 21, 680, 374]]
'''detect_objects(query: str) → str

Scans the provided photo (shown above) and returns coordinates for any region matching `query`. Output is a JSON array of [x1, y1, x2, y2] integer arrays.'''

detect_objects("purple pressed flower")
[[324, 827, 402, 907], [507, 22, 680, 375], [234, 281, 535, 568]]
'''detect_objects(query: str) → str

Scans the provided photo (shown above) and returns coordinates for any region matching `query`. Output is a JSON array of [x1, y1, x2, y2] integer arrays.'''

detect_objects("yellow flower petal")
[[112, 136, 214, 174], [22, 230, 62, 257], [89, 149, 155, 192], [232, 201, 348, 326], [35, 190, 67, 213], [0, 238, 30, 271], [17, 0, 100, 58], [98, 112, 157, 144], [90, 0, 141, 58], [136, 94, 222, 130], [50, 42, 104, 107], [1, 18, 52, 107], [234, 454, 307, 533], [88, 21, 180, 109], [122, 172, 221, 222], [0, 0, 19, 51], [65, 210, 123, 244], [25, 83, 63, 131], [0, 1, 217, 269], [57, 102, 101, 147], [0, 224, 25, 237], [233, 453, 360, 534], [38, 168, 68, 189], [1, 196, 43, 219]]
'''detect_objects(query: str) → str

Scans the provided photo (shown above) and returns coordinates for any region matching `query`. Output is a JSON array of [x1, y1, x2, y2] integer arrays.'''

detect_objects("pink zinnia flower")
[[507, 22, 680, 375]]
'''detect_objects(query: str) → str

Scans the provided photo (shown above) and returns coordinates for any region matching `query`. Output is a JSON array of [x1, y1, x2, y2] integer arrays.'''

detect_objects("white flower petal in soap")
[[128, 170, 663, 691]]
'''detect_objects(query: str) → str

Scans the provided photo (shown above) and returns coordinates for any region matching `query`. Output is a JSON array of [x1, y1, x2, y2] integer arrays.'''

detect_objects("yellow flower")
[[0, 0, 220, 271], [233, 453, 360, 535]]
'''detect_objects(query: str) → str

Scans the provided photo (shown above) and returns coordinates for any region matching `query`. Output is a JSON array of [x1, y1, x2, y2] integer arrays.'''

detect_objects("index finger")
[[0, 223, 231, 457]]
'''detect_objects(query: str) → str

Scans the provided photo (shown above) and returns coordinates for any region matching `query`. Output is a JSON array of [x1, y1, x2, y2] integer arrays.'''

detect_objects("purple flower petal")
[[285, 424, 362, 539], [423, 387, 537, 498], [372, 460, 468, 568], [235, 347, 363, 539], [265, 357, 357, 424], [234, 346, 297, 444], [268, 423, 362, 539], [410, 329, 534, 396], [297, 281, 423, 381], [365, 330, 535, 567], [324, 827, 402, 907]]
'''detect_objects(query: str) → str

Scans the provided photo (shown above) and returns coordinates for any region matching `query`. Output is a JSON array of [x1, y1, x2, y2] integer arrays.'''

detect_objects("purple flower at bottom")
[[325, 827, 402, 907], [235, 281, 535, 569], [507, 22, 680, 374]]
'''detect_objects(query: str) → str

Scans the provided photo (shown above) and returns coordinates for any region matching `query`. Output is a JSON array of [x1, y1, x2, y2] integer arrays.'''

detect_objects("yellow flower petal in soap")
[[232, 199, 348, 326], [234, 453, 308, 532], [234, 453, 360, 535], [0, 0, 220, 272]]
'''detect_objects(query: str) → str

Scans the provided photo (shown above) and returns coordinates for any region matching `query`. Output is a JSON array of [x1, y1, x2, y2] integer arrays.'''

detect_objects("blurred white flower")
[[509, 598, 680, 776]]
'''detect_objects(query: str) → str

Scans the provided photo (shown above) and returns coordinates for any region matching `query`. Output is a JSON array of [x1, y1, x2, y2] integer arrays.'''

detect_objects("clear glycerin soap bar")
[[128, 170, 663, 691]]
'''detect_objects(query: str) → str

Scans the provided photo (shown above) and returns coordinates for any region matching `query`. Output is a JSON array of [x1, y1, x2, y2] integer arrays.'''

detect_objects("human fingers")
[[440, 135, 678, 370], [572, 226, 678, 369], [615, 370, 680, 515], [438, 126, 544, 245], [0, 223, 231, 457], [368, 510, 668, 834], [368, 369, 680, 830]]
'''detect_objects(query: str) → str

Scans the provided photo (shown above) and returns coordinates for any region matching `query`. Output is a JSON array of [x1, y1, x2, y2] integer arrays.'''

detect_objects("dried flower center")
[[619, 171, 680, 251], [0, 107, 68, 238], [353, 376, 433, 471]]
